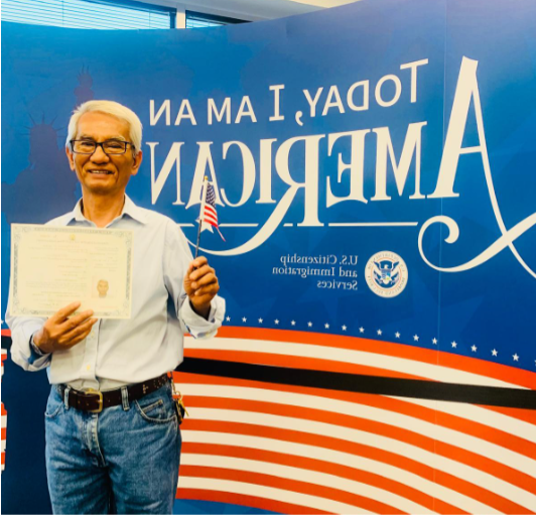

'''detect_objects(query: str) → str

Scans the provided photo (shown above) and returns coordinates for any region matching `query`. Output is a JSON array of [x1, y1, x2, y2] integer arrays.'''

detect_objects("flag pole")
[[194, 176, 209, 259]]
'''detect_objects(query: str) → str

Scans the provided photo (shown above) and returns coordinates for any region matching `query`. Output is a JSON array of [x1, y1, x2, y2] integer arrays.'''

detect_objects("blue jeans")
[[44, 382, 182, 514]]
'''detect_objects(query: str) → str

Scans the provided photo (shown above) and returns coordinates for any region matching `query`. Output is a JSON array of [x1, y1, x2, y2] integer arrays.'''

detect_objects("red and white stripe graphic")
[[174, 327, 536, 515], [1, 348, 7, 473], [199, 181, 225, 241], [203, 205, 218, 229]]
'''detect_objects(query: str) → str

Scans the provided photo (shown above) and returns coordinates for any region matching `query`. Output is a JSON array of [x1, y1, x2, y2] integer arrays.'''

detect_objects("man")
[[6, 100, 225, 514]]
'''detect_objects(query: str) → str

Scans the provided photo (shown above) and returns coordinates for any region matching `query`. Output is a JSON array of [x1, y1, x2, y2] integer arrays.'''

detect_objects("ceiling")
[[141, 0, 358, 22]]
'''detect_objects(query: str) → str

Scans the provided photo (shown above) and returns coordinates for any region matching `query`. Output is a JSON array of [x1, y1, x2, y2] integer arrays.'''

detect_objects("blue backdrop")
[[2, 0, 535, 513]]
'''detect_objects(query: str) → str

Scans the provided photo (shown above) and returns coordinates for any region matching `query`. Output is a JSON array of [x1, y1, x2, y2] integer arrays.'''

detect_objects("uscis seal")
[[365, 251, 408, 298]]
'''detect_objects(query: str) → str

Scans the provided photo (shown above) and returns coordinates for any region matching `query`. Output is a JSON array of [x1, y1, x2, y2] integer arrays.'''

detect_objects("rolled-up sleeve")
[[163, 219, 225, 339], [180, 295, 226, 339], [5, 305, 50, 371]]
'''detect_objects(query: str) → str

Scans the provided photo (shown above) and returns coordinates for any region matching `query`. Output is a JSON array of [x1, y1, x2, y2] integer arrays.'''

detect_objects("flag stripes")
[[185, 328, 536, 390], [173, 327, 536, 515], [0, 329, 534, 512], [1, 349, 7, 473]]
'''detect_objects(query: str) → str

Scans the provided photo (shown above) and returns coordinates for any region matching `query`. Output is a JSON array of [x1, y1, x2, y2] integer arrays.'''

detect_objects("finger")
[[57, 311, 93, 337], [189, 264, 214, 282], [60, 318, 98, 344], [190, 271, 215, 290], [189, 256, 208, 272], [57, 320, 95, 346], [192, 284, 219, 298], [58, 309, 94, 333], [61, 327, 95, 349], [192, 273, 217, 289], [50, 301, 82, 323]]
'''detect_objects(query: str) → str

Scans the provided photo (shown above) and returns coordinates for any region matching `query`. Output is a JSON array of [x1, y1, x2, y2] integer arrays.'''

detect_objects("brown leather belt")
[[59, 373, 169, 413]]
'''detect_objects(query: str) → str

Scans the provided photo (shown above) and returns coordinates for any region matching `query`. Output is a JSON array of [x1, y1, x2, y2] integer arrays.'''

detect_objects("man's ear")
[[131, 149, 143, 177], [65, 146, 76, 171]]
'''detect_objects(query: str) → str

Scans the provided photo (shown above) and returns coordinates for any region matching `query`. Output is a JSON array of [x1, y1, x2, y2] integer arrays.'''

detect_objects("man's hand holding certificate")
[[10, 224, 133, 319], [32, 301, 98, 354]]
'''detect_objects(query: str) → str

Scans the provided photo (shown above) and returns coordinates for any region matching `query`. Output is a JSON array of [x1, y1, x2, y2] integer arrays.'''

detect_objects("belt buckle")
[[85, 388, 103, 413]]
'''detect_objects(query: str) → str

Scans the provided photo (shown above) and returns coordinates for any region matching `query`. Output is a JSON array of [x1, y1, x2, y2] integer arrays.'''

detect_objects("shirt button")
[[86, 365, 91, 371]]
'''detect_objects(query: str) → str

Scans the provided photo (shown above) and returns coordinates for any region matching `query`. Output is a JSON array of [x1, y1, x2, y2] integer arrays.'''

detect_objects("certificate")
[[10, 224, 133, 319]]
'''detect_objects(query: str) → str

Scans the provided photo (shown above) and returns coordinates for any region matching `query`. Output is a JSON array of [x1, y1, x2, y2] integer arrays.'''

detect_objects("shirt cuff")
[[181, 295, 226, 339], [28, 333, 49, 364], [30, 333, 45, 357]]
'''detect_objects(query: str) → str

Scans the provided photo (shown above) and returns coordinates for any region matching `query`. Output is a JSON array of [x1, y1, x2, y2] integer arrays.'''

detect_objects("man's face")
[[97, 280, 109, 297], [66, 111, 142, 197]]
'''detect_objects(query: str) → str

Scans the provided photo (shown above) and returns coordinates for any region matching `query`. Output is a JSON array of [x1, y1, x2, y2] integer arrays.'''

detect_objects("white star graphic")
[[258, 318, 263, 323], [308, 322, 313, 327], [274, 319, 279, 325], [225, 316, 231, 322], [395, 332, 400, 339], [242, 317, 247, 322], [513, 354, 519, 362], [377, 329, 382, 336], [291, 320, 296, 326], [413, 335, 419, 342], [451, 341, 457, 348], [492, 349, 498, 357], [325, 323, 330, 329], [359, 327, 364, 333], [471, 345, 477, 352], [432, 338, 438, 345], [342, 325, 347, 331]]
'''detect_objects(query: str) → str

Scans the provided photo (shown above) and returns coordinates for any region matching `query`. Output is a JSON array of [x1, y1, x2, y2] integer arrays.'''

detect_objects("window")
[[186, 10, 247, 29], [1, 0, 176, 29]]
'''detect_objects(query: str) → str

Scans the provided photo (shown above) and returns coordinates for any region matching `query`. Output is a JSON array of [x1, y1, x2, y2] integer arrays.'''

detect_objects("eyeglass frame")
[[69, 138, 136, 156]]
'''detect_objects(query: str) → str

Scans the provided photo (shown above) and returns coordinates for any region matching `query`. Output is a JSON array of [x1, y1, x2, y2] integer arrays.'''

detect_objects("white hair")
[[66, 100, 142, 154]]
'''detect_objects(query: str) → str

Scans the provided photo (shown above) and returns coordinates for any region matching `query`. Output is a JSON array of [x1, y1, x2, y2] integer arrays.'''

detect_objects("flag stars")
[[227, 318, 500, 365], [513, 354, 519, 362]]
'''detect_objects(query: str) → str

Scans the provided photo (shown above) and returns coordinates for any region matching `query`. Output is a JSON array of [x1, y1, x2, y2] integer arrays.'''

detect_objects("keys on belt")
[[169, 372, 188, 424]]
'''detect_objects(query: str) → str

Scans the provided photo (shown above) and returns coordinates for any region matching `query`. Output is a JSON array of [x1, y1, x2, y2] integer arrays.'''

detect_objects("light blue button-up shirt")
[[6, 196, 225, 391]]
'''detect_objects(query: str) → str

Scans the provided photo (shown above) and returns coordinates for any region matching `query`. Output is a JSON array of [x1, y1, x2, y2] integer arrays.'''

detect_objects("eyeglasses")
[[70, 139, 135, 155]]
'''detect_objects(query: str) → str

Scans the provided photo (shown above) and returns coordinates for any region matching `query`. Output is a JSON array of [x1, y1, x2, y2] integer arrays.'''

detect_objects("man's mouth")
[[88, 170, 113, 175]]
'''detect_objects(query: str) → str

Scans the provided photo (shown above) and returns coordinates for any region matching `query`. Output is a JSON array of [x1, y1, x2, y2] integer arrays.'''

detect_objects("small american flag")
[[201, 182, 225, 241]]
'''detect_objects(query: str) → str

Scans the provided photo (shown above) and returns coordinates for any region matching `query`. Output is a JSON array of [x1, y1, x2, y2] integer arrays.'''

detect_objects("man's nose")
[[90, 144, 110, 162]]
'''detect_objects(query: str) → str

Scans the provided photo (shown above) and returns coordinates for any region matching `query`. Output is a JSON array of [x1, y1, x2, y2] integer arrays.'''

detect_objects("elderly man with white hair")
[[6, 100, 225, 514]]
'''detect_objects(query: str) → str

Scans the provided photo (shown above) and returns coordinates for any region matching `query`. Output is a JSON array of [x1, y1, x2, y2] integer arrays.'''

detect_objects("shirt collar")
[[69, 194, 148, 225]]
